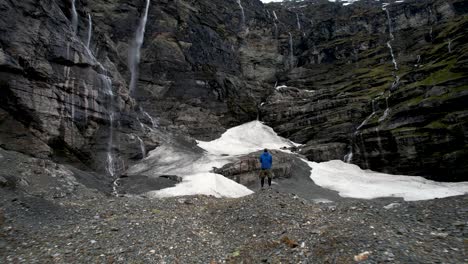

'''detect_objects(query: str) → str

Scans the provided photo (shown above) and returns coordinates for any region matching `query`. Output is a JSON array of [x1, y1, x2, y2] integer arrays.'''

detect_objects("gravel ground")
[[0, 148, 467, 263], [1, 188, 467, 263]]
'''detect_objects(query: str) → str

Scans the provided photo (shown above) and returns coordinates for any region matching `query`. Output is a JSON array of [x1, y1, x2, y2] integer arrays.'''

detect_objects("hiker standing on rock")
[[259, 149, 273, 189]]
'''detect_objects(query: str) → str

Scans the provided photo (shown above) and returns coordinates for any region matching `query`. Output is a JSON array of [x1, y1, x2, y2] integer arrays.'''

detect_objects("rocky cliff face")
[[259, 0, 468, 181], [0, 0, 466, 181]]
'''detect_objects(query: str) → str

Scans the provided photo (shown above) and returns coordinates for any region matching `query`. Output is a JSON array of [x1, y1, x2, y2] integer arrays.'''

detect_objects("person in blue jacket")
[[259, 149, 273, 188]]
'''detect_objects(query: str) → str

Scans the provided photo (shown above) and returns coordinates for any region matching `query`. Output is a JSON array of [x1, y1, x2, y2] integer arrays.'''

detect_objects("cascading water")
[[379, 96, 390, 122], [289, 32, 294, 68], [448, 39, 452, 53], [100, 75, 118, 183], [71, 0, 78, 33], [272, 11, 278, 20], [86, 14, 92, 48], [137, 136, 146, 159], [236, 0, 245, 31], [385, 8, 394, 40], [296, 13, 301, 31], [128, 0, 150, 96], [386, 41, 398, 71], [139, 107, 157, 128], [355, 99, 376, 132], [344, 148, 353, 163]]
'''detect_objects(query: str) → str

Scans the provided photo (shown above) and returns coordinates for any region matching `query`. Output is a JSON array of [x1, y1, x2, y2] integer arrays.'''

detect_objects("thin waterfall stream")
[[129, 0, 151, 96]]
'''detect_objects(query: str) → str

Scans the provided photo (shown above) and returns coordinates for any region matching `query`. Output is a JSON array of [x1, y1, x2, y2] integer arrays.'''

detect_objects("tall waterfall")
[[236, 0, 245, 30], [448, 39, 452, 53], [71, 0, 78, 33], [100, 75, 116, 178], [86, 14, 92, 48], [128, 0, 151, 96], [385, 8, 394, 40], [384, 7, 398, 71]]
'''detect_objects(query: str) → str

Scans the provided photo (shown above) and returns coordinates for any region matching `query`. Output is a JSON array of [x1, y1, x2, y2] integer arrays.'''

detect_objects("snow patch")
[[145, 121, 296, 198], [197, 120, 297, 156], [151, 173, 253, 198], [306, 160, 468, 201]]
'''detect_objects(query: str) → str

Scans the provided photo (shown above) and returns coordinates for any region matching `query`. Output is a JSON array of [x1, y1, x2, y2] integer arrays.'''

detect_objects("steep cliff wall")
[[259, 0, 468, 180], [0, 0, 466, 181]]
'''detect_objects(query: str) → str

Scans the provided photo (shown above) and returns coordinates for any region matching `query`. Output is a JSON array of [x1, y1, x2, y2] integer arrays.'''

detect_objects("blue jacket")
[[259, 152, 272, 169]]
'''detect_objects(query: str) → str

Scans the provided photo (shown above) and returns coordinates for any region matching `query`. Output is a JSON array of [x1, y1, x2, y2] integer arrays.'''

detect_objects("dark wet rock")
[[117, 174, 181, 195], [0, 0, 467, 185]]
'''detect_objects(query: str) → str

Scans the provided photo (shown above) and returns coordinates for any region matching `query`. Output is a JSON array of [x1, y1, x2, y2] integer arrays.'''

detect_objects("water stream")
[[71, 0, 78, 33], [86, 14, 92, 48], [296, 13, 301, 31], [236, 0, 245, 30]]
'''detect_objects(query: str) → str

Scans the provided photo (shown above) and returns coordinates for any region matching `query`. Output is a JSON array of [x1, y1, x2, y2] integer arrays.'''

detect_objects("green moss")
[[425, 120, 447, 129]]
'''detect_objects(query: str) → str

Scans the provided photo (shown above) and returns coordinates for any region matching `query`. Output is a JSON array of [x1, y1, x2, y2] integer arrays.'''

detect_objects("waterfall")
[[86, 14, 92, 48], [71, 0, 78, 33], [107, 113, 116, 178], [355, 99, 376, 132], [128, 0, 151, 96], [296, 13, 301, 31], [379, 96, 390, 122], [100, 75, 117, 178], [386, 42, 398, 71], [273, 11, 278, 20], [289, 32, 294, 68], [236, 0, 245, 30], [140, 107, 157, 128], [137, 136, 146, 158], [384, 8, 393, 40], [344, 148, 353, 163], [448, 39, 452, 53]]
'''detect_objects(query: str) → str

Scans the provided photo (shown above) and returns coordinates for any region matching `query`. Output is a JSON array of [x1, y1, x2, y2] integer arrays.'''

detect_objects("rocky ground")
[[1, 183, 467, 263]]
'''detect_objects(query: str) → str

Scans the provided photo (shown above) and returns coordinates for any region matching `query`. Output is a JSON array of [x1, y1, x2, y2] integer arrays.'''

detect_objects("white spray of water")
[[128, 0, 151, 96], [137, 136, 146, 158], [236, 0, 245, 30], [448, 39, 452, 53], [386, 41, 398, 71], [86, 13, 92, 48], [140, 107, 157, 128], [344, 148, 353, 163], [273, 10, 278, 20], [71, 0, 78, 33], [100, 75, 117, 179]]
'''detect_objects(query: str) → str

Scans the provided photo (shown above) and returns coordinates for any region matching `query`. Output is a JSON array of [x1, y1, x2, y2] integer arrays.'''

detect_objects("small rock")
[[384, 203, 400, 210], [430, 232, 448, 238], [354, 251, 370, 262]]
